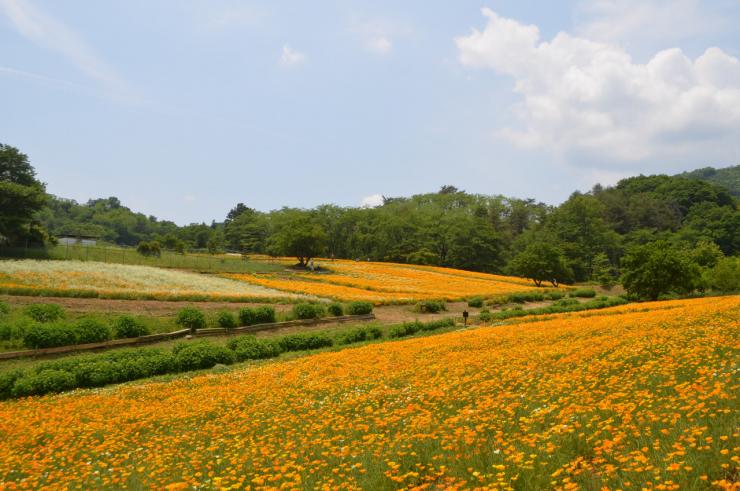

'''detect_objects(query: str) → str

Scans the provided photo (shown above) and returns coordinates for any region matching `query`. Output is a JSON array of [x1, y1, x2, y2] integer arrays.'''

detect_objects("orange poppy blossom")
[[0, 296, 737, 489]]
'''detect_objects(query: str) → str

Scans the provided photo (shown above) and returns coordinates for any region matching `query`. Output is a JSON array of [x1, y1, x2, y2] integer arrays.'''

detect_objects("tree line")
[[2, 143, 738, 297]]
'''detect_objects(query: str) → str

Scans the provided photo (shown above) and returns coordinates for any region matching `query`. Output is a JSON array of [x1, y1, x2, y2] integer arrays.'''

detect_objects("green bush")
[[479, 309, 493, 323], [23, 303, 65, 323], [707, 257, 740, 292], [544, 291, 565, 301], [292, 303, 325, 320], [173, 342, 235, 371], [346, 302, 373, 315], [277, 333, 333, 352], [253, 306, 276, 324], [227, 336, 282, 361], [0, 300, 9, 315], [0, 370, 22, 399], [569, 288, 596, 298], [467, 297, 484, 308], [215, 310, 237, 329], [74, 318, 111, 344], [238, 306, 277, 326], [389, 318, 454, 338], [508, 292, 544, 303], [175, 307, 206, 332], [337, 326, 383, 345], [414, 300, 446, 313], [11, 369, 78, 398], [327, 303, 344, 316], [553, 298, 580, 307], [112, 315, 150, 339], [22, 322, 77, 349]]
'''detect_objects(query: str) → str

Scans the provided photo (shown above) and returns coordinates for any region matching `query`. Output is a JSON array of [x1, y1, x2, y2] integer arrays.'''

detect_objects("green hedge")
[[346, 302, 373, 315], [238, 306, 277, 326], [414, 300, 446, 313], [227, 336, 282, 361], [337, 326, 382, 345], [172, 342, 235, 371], [23, 304, 66, 323], [327, 303, 344, 316], [389, 318, 455, 338], [112, 315, 151, 339], [292, 303, 325, 320]]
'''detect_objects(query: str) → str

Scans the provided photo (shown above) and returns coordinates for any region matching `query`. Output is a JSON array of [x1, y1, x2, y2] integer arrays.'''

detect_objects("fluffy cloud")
[[279, 45, 306, 68], [365, 36, 392, 55], [455, 8, 740, 167], [360, 194, 384, 208]]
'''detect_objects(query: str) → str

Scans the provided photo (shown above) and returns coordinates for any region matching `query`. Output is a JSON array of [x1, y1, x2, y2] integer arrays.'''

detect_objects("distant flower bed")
[[0, 260, 300, 302], [227, 258, 544, 303]]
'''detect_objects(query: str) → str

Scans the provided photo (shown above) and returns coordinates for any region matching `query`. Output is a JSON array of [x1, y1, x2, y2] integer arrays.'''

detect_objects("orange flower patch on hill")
[[0, 296, 737, 489]]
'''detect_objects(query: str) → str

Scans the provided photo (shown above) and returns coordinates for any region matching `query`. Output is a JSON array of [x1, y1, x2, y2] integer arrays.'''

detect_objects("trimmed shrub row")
[[239, 306, 276, 326], [479, 295, 629, 323], [388, 318, 455, 338], [1, 313, 450, 400]]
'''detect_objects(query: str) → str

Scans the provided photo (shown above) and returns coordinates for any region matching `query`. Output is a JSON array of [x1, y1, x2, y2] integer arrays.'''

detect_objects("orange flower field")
[[228, 259, 540, 303], [0, 296, 738, 489]]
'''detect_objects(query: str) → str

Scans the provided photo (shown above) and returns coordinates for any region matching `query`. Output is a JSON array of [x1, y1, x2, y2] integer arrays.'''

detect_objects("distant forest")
[[39, 167, 739, 283], [1, 143, 738, 283]]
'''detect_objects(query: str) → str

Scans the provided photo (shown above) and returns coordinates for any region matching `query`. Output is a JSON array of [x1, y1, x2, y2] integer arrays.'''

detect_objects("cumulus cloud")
[[455, 8, 740, 168], [279, 44, 306, 68], [360, 194, 384, 208]]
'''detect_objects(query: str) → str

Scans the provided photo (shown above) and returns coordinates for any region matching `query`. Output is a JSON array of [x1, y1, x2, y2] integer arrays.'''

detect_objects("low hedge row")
[[480, 295, 628, 323], [389, 318, 455, 338], [1, 315, 453, 400]]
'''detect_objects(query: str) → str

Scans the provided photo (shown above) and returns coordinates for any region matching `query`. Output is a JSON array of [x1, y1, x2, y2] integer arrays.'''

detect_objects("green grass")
[[0, 244, 284, 274]]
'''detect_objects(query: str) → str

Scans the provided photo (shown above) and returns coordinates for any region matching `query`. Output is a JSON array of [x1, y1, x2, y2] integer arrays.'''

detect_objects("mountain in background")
[[677, 165, 740, 197]]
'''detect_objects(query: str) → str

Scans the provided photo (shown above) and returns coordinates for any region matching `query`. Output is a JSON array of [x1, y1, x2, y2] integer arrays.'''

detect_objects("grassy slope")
[[0, 296, 737, 489]]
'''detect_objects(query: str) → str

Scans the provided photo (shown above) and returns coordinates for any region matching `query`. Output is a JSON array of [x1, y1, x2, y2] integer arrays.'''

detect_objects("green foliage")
[[488, 296, 629, 321], [267, 211, 327, 265], [706, 256, 740, 292], [74, 318, 111, 344], [23, 303, 65, 323], [227, 336, 282, 361], [591, 252, 617, 289], [11, 369, 77, 398], [414, 300, 446, 313], [388, 318, 455, 338], [569, 288, 596, 298], [621, 242, 702, 300], [238, 306, 277, 326], [0, 144, 48, 246], [337, 326, 383, 345], [215, 310, 237, 329], [172, 341, 235, 371], [327, 303, 344, 316], [509, 242, 573, 287], [507, 291, 544, 303], [544, 291, 565, 301], [467, 297, 484, 308], [292, 303, 325, 320], [678, 165, 740, 198], [22, 322, 77, 349], [478, 309, 493, 323], [0, 300, 9, 315], [346, 301, 373, 315], [136, 240, 161, 257], [277, 333, 333, 352], [112, 315, 150, 339], [691, 240, 724, 268], [174, 307, 207, 332]]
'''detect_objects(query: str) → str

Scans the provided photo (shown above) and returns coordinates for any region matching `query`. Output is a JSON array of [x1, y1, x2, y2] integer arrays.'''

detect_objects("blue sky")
[[1, 0, 739, 224]]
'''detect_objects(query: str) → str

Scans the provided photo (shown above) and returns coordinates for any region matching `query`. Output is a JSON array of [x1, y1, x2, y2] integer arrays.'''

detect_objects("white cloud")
[[455, 8, 740, 168], [360, 194, 384, 208], [0, 0, 127, 94], [366, 36, 392, 55], [279, 44, 306, 68]]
